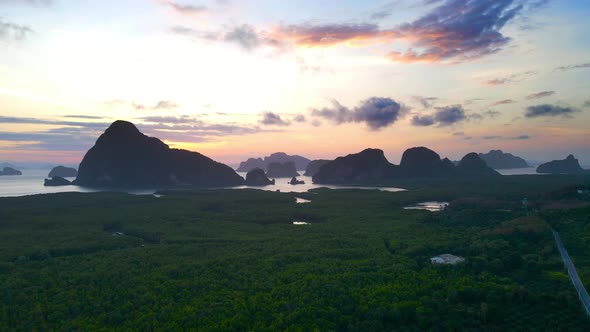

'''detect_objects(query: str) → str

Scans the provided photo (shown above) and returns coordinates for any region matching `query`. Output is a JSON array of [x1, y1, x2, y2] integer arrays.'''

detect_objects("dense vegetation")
[[1, 175, 590, 330]]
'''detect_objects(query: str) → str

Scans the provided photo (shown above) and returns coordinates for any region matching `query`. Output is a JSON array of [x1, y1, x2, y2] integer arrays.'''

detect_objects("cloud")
[[481, 134, 531, 140], [133, 100, 178, 110], [63, 115, 105, 120], [259, 112, 290, 126], [489, 99, 516, 106], [412, 95, 438, 108], [224, 24, 263, 50], [293, 114, 306, 123], [387, 0, 525, 63], [525, 104, 579, 118], [556, 62, 590, 71], [0, 19, 34, 41], [411, 115, 435, 126], [433, 105, 466, 126], [526, 91, 555, 100], [163, 1, 208, 15], [584, 100, 590, 108], [312, 97, 406, 130], [481, 70, 537, 86]]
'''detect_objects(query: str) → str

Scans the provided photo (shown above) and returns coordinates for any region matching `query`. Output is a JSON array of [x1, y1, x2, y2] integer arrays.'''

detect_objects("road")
[[552, 229, 590, 316]]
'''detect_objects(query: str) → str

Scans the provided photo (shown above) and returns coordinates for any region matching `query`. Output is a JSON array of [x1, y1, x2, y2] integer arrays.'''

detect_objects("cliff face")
[[304, 159, 332, 176], [266, 162, 299, 178], [478, 150, 529, 169], [237, 152, 310, 172], [313, 147, 500, 184], [536, 155, 586, 174], [312, 149, 398, 184], [75, 120, 244, 188]]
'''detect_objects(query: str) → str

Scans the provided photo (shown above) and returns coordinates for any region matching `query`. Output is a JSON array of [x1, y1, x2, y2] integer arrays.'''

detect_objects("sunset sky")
[[1, 0, 589, 167]]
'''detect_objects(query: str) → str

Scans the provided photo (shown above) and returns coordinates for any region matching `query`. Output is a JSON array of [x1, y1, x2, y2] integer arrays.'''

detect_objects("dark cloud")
[[433, 105, 466, 126], [259, 112, 290, 126], [482, 70, 537, 86], [0, 19, 33, 41], [526, 91, 555, 100], [312, 97, 406, 131], [525, 104, 579, 118], [411, 115, 435, 126], [388, 0, 525, 63], [62, 115, 105, 120], [412, 95, 438, 108], [481, 134, 531, 140], [556, 62, 590, 71], [489, 99, 516, 106]]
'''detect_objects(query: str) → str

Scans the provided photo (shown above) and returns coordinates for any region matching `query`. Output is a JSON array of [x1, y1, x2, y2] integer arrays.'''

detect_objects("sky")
[[0, 0, 589, 167]]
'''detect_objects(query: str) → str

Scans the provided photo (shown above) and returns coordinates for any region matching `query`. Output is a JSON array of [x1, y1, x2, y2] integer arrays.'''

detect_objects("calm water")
[[0, 170, 406, 198], [496, 167, 540, 175], [0, 169, 157, 197], [404, 202, 449, 212], [233, 172, 407, 193]]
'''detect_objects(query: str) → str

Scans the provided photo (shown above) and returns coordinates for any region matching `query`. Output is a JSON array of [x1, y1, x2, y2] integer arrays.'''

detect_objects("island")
[[478, 150, 529, 169], [304, 159, 331, 176], [0, 166, 22, 176], [244, 168, 275, 186], [48, 166, 78, 178], [536, 155, 588, 174], [74, 120, 245, 188], [237, 152, 310, 172], [266, 161, 299, 178]]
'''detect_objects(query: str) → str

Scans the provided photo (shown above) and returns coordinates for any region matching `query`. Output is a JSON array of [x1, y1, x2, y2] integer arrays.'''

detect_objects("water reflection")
[[404, 202, 449, 212]]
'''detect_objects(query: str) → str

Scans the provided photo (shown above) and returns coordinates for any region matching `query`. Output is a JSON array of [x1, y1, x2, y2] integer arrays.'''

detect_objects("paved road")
[[552, 229, 590, 316]]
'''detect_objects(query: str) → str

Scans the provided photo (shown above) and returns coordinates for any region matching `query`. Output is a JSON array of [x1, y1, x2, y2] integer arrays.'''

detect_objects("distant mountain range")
[[537, 155, 589, 174], [236, 153, 311, 172], [313, 147, 499, 184]]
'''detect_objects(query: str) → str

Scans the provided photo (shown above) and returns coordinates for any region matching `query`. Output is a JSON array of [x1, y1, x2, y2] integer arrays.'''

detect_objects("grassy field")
[[1, 175, 590, 331]]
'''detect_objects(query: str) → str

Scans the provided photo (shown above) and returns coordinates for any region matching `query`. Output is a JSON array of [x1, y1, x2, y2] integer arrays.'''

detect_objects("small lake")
[[295, 197, 311, 204], [292, 221, 310, 225], [404, 202, 449, 212]]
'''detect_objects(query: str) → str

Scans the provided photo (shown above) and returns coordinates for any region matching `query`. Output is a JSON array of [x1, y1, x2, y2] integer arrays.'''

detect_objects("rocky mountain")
[[244, 168, 275, 186], [74, 120, 244, 188], [44, 176, 72, 187], [398, 147, 456, 177], [266, 161, 299, 178], [313, 147, 499, 184], [48, 166, 78, 178], [0, 167, 22, 176], [237, 152, 310, 172], [478, 150, 529, 169], [536, 155, 587, 174], [304, 159, 331, 176], [312, 149, 398, 184], [455, 153, 500, 176]]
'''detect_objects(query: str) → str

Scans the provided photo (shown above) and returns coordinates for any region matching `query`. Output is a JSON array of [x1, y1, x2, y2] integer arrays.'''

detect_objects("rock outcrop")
[[536, 155, 587, 174], [312, 149, 398, 184], [244, 168, 275, 186], [289, 177, 305, 185], [74, 120, 245, 188], [237, 152, 310, 172], [478, 150, 529, 169], [0, 167, 22, 176], [313, 147, 500, 184], [44, 176, 72, 187], [266, 161, 299, 178], [398, 147, 456, 177], [455, 153, 500, 176], [48, 166, 78, 178], [304, 159, 331, 176]]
